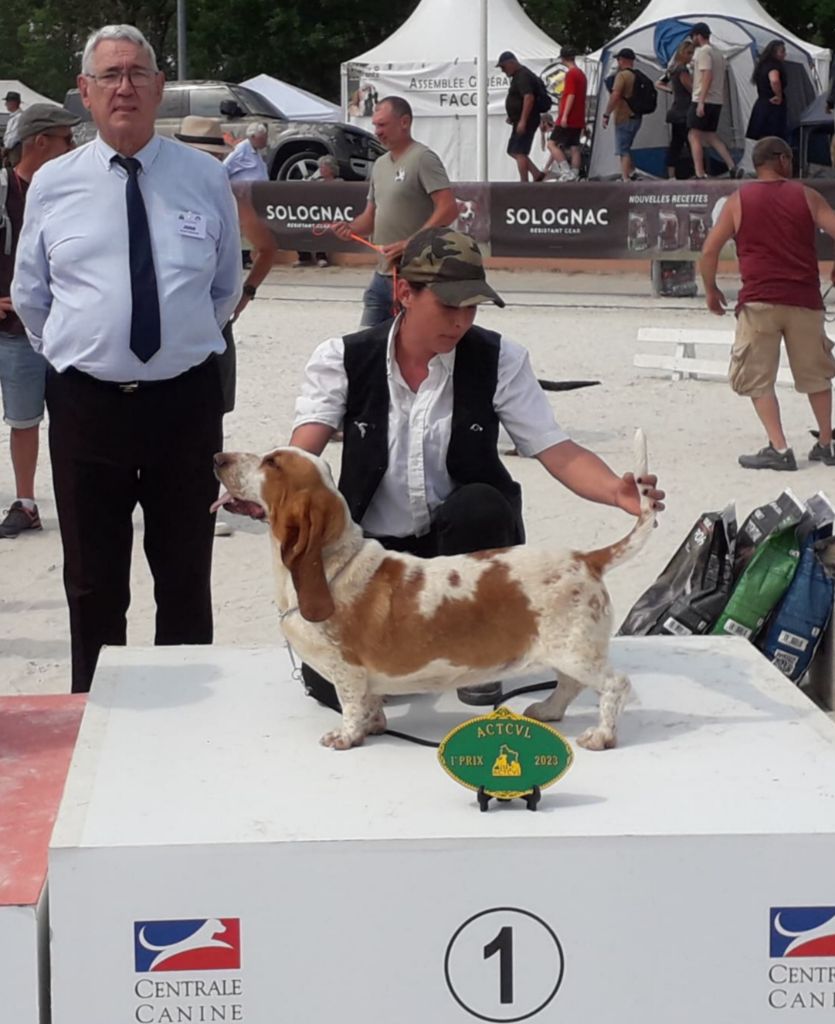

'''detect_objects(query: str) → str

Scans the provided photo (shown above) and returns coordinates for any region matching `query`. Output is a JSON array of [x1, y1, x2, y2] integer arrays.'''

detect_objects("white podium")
[[49, 639, 835, 1023], [0, 696, 84, 1024]]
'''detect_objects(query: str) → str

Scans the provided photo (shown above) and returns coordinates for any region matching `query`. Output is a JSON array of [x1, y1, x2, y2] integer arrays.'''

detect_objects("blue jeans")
[[0, 331, 48, 428], [360, 272, 395, 327], [614, 117, 642, 157]]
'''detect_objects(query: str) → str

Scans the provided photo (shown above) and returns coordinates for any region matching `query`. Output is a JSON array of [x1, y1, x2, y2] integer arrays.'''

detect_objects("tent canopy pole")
[[477, 0, 488, 182]]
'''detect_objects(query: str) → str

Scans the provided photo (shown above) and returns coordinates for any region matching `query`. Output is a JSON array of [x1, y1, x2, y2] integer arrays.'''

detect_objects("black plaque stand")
[[477, 785, 541, 812]]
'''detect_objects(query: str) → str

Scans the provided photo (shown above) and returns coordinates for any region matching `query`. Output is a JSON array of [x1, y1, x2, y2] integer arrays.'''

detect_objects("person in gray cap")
[[279, 226, 665, 710], [0, 103, 79, 538], [3, 90, 23, 150]]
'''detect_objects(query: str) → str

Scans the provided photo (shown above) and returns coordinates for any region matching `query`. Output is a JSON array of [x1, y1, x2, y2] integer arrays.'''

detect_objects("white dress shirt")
[[12, 134, 241, 381], [222, 138, 268, 183], [294, 316, 570, 537], [3, 110, 22, 149]]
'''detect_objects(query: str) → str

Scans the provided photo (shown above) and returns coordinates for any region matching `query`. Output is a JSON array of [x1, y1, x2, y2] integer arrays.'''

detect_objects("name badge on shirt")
[[177, 211, 207, 239]]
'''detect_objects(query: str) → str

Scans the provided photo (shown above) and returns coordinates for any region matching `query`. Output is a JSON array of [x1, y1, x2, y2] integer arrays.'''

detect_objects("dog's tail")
[[579, 430, 657, 577]]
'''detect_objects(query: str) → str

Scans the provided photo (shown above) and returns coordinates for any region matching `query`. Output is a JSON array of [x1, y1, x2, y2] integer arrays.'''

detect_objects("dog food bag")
[[618, 505, 737, 637], [712, 523, 802, 640], [733, 489, 806, 581], [758, 530, 835, 682]]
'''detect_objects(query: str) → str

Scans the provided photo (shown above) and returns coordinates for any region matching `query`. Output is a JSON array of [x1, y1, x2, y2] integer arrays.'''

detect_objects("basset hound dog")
[[213, 433, 657, 751]]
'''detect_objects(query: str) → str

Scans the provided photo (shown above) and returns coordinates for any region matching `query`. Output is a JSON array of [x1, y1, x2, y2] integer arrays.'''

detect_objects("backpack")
[[534, 73, 553, 113], [625, 69, 658, 116], [0, 168, 11, 257]]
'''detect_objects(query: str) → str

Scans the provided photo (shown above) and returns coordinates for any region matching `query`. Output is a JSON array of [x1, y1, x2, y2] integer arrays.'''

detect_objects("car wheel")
[[276, 150, 327, 180]]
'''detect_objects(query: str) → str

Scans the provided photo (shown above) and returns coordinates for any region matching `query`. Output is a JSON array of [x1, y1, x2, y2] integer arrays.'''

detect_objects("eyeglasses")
[[86, 67, 156, 90]]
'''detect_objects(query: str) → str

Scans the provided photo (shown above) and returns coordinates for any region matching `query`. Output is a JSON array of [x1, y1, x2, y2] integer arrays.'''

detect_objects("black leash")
[[384, 680, 559, 747], [310, 679, 559, 749]]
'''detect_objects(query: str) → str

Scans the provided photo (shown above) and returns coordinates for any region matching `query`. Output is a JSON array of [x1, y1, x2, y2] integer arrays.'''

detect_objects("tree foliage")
[[1, 0, 833, 104]]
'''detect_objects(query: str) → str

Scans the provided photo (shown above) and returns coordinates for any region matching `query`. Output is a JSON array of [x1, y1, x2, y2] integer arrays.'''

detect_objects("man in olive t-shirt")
[[333, 96, 457, 326]]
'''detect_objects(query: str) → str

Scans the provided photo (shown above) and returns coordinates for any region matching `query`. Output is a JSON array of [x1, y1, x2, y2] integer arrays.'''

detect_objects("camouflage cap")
[[399, 227, 505, 308]]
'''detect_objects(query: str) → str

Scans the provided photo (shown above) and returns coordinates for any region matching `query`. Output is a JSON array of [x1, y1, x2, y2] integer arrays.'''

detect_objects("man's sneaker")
[[809, 440, 835, 465], [457, 681, 503, 706], [0, 501, 42, 538], [730, 165, 745, 179], [738, 444, 797, 471]]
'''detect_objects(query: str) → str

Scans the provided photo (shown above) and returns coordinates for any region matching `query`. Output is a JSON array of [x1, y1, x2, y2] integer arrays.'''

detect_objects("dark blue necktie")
[[111, 155, 161, 363]]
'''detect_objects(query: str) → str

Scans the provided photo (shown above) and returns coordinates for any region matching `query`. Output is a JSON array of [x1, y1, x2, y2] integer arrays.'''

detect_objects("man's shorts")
[[687, 102, 722, 133], [507, 123, 538, 157], [0, 331, 47, 428], [549, 126, 582, 148], [729, 303, 835, 398], [614, 117, 642, 157]]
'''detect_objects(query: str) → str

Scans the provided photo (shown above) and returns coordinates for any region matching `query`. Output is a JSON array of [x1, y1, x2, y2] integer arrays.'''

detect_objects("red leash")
[[313, 223, 398, 316]]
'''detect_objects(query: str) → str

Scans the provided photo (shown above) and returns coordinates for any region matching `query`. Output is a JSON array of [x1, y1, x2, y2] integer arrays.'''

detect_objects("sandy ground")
[[3, 264, 834, 697]]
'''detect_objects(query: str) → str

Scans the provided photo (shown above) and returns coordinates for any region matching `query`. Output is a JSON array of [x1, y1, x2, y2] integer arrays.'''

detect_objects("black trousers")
[[301, 482, 523, 708], [46, 359, 224, 693]]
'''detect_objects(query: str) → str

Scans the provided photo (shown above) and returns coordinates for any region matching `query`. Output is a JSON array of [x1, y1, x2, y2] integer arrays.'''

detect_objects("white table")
[[49, 638, 835, 1023]]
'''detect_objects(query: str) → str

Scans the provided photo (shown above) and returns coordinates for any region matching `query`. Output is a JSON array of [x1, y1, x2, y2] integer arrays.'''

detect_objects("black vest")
[[338, 320, 524, 538]]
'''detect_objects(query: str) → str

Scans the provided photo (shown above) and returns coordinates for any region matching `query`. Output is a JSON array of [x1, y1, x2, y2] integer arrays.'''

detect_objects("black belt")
[[54, 356, 214, 393]]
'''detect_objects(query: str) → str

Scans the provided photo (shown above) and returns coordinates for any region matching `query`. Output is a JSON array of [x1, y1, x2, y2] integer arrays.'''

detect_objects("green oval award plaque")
[[438, 706, 573, 806]]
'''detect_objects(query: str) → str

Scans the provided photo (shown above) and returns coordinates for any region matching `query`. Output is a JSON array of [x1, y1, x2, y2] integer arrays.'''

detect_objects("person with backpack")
[[602, 48, 655, 181], [497, 51, 549, 182]]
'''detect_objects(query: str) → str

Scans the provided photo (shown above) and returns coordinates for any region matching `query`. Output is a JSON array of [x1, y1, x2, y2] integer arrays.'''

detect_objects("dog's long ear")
[[277, 490, 335, 622]]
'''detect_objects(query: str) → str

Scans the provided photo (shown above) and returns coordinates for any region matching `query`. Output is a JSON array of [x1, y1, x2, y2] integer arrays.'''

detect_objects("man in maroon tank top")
[[700, 136, 835, 470]]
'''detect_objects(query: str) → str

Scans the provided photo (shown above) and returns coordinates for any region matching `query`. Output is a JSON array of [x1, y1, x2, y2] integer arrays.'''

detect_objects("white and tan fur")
[[214, 432, 655, 751]]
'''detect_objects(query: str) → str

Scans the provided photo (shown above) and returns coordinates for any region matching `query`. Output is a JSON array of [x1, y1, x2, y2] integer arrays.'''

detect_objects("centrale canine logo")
[[134, 918, 241, 972], [770, 908, 835, 958]]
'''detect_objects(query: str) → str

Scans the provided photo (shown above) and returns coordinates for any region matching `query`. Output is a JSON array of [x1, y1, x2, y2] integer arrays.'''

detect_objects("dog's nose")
[[214, 452, 231, 469]]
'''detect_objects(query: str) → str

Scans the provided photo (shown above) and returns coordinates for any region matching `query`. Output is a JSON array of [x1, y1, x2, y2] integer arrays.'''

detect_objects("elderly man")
[[223, 122, 269, 183], [2, 90, 23, 150], [332, 96, 457, 326], [700, 136, 835, 470], [12, 24, 241, 692], [0, 105, 80, 539]]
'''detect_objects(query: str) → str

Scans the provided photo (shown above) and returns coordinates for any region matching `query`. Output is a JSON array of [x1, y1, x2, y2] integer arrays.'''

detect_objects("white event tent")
[[241, 74, 341, 122], [587, 0, 830, 179], [341, 0, 562, 181]]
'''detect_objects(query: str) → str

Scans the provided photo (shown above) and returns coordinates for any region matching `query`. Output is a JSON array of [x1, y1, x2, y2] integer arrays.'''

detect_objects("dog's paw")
[[576, 727, 616, 751], [320, 729, 364, 750], [524, 699, 563, 722]]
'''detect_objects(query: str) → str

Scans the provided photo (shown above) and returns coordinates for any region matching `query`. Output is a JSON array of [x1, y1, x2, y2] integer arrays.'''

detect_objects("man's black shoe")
[[457, 681, 503, 706], [738, 444, 797, 471], [809, 441, 835, 466]]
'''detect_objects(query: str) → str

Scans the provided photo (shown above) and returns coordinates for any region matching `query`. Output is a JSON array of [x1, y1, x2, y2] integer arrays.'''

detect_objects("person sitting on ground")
[[700, 136, 835, 471]]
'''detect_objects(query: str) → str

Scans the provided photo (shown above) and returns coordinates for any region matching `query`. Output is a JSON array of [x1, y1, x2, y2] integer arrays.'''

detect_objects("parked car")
[[64, 80, 384, 180]]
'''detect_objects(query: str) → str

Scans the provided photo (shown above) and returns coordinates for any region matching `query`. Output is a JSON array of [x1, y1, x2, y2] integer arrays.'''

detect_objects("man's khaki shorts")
[[729, 302, 835, 398]]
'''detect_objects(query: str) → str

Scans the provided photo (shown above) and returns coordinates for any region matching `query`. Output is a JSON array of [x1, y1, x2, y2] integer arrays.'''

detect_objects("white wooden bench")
[[634, 327, 794, 386]]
